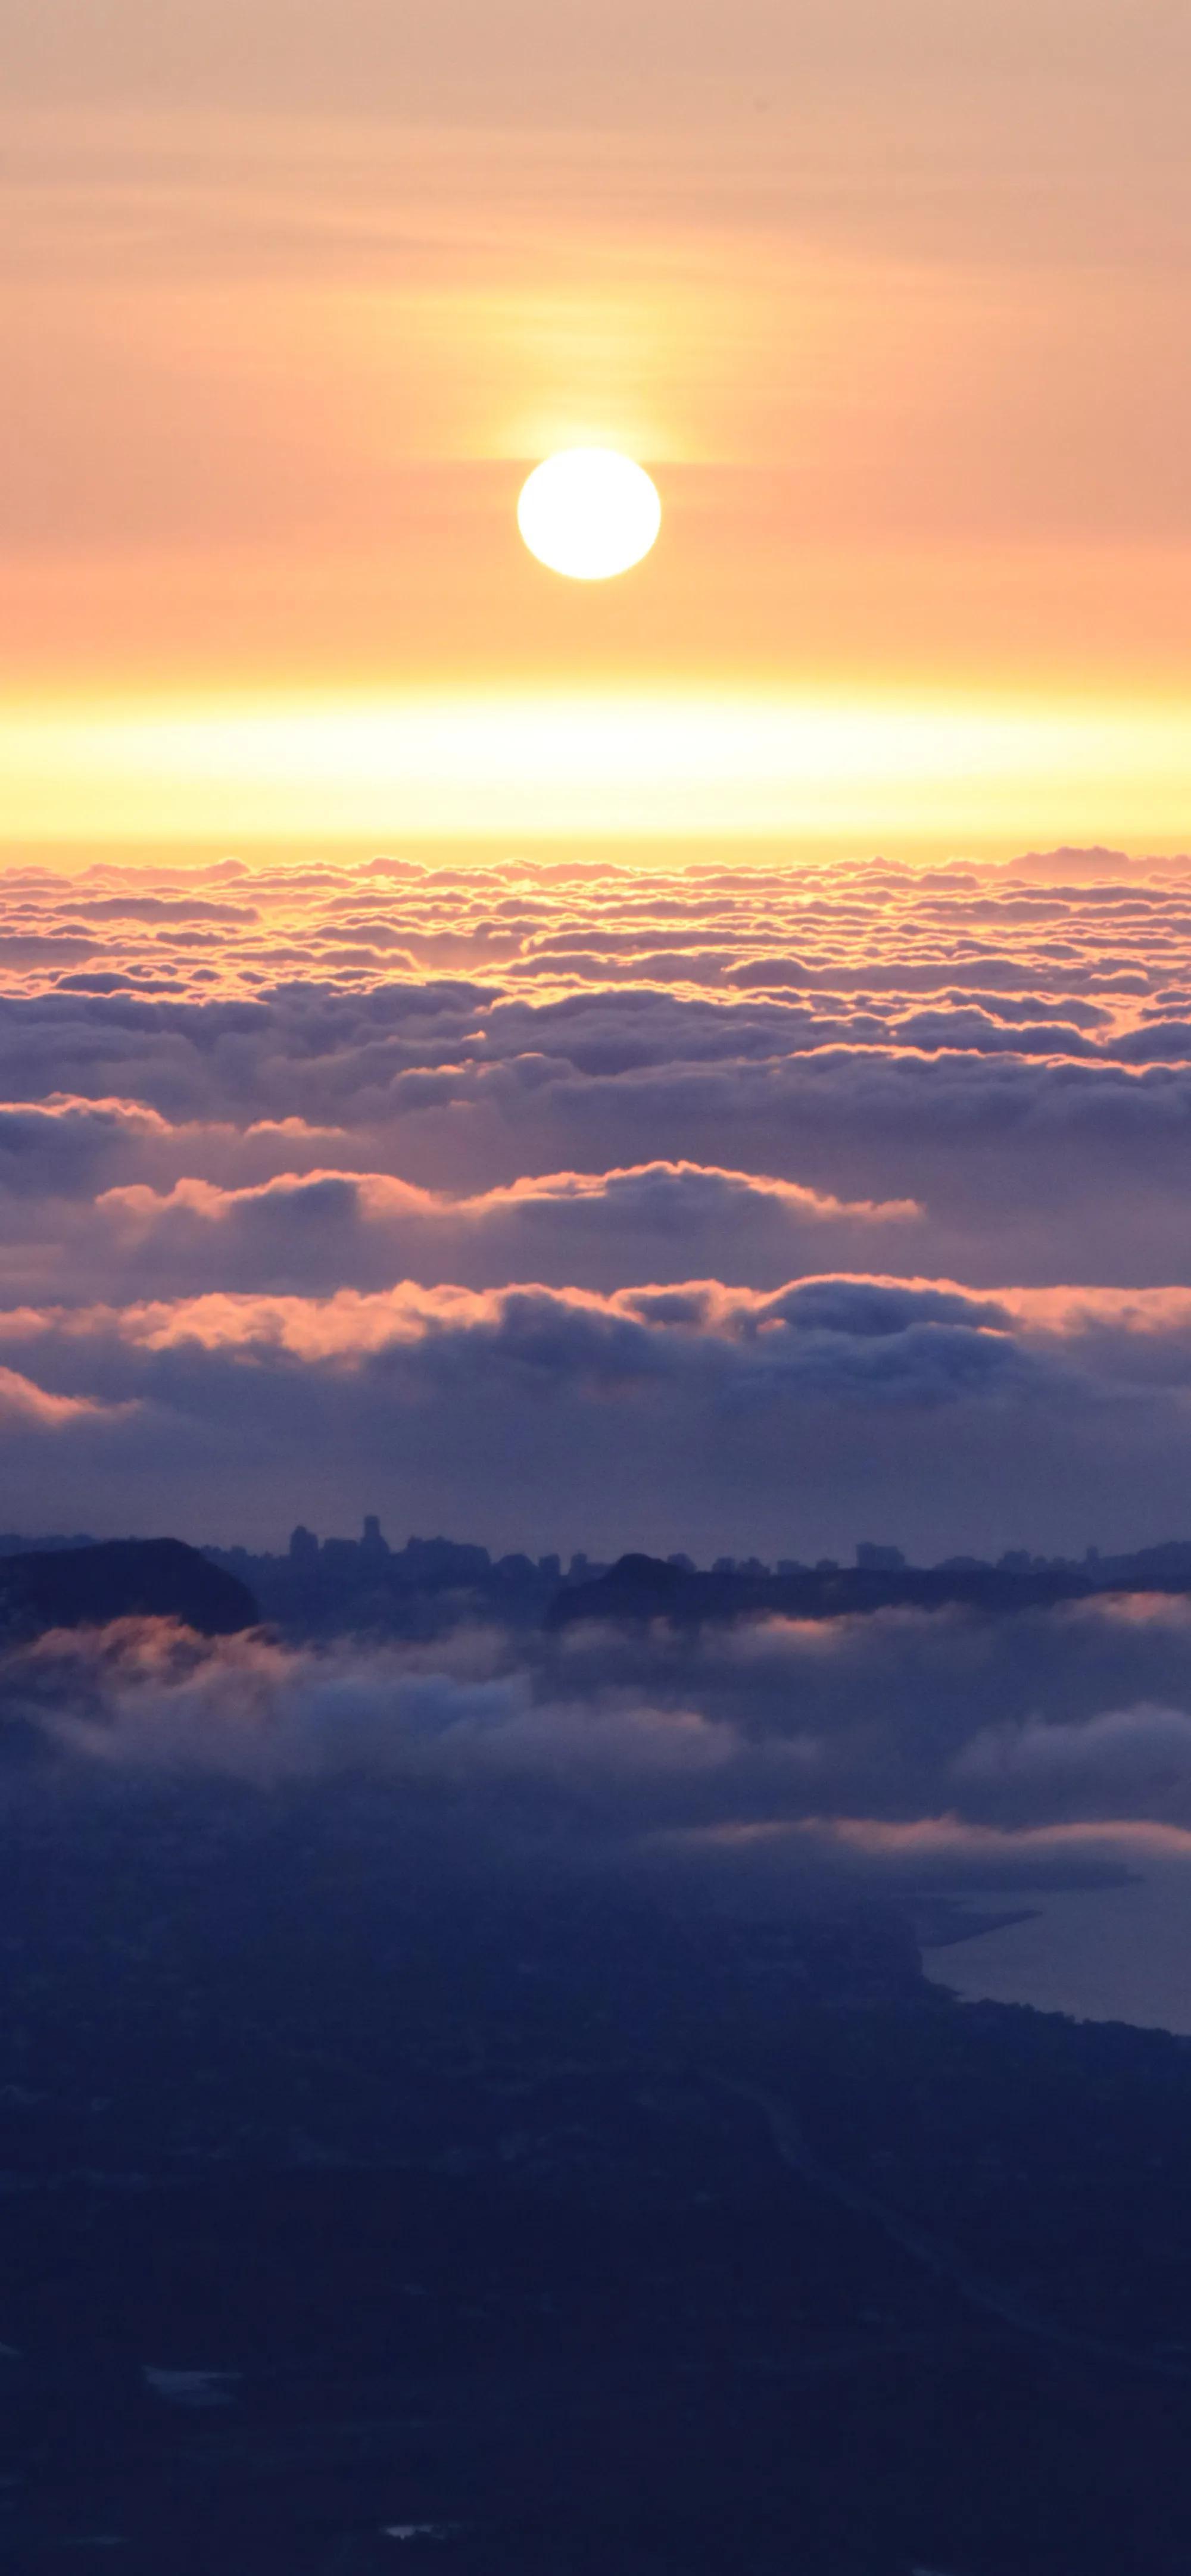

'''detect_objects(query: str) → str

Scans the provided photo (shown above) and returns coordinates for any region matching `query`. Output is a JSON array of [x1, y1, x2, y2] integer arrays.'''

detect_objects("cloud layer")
[[0, 846, 1189, 1551]]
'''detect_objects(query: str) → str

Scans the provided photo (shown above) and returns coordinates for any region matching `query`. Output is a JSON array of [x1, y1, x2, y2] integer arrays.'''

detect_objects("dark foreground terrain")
[[0, 1542, 257, 1643], [2, 1779, 1191, 2575]]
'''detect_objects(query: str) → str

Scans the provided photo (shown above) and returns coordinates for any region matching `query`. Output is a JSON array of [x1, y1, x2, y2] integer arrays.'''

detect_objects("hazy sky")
[[5, 0, 1191, 844]]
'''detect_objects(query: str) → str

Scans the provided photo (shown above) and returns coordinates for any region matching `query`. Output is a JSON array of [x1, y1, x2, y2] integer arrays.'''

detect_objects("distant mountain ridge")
[[5, 1522, 1191, 1639], [548, 1550, 1145, 1629], [562, 1540, 1191, 1623]]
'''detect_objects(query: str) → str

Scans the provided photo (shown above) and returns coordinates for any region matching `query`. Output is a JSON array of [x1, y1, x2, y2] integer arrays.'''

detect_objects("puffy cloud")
[[0, 1270, 1190, 1554], [0, 1270, 1026, 1373], [66, 895, 259, 924], [55, 1160, 918, 1301], [956, 1701, 1191, 1812], [0, 1364, 119, 1428], [3, 996, 1191, 1286], [1003, 847, 1191, 882], [0, 1094, 170, 1198], [0, 848, 1189, 1534]]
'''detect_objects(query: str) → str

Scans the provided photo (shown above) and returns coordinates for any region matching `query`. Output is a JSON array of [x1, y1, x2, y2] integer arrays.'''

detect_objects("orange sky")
[[5, 2, 1191, 847]]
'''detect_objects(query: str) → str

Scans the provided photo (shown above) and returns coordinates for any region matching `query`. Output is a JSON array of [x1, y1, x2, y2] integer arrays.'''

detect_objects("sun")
[[517, 448, 662, 582]]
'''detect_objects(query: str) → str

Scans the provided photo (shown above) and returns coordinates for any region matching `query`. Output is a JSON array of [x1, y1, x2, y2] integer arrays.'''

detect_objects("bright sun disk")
[[517, 448, 662, 582]]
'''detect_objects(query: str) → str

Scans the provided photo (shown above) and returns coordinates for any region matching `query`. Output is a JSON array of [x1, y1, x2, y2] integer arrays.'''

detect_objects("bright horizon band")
[[4, 691, 1191, 844]]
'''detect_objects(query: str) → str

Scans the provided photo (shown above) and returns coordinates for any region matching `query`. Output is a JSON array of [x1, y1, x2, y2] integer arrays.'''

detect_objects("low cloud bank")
[[0, 847, 1190, 1290], [10, 1593, 1191, 1904], [0, 854, 1189, 1550], [1, 1271, 1191, 1557]]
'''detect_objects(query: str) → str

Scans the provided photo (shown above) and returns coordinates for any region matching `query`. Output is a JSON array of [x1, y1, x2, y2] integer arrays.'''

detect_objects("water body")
[[930, 1863, 1191, 2035]]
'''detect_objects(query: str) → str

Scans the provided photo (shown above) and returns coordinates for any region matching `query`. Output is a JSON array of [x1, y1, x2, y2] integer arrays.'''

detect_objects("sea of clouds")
[[0, 842, 1190, 1557]]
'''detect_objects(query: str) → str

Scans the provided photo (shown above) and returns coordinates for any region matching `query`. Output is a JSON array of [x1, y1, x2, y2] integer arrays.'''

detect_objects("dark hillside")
[[0, 1537, 257, 1638], [549, 1551, 1099, 1629]]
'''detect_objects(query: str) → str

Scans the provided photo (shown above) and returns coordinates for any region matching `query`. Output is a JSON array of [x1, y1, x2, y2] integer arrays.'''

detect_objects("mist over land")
[[8, 1516, 1191, 2025]]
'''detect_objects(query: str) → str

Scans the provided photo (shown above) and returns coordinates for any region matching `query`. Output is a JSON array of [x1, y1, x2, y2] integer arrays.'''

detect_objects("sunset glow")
[[5, 691, 1191, 848], [3, 7, 1191, 844]]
